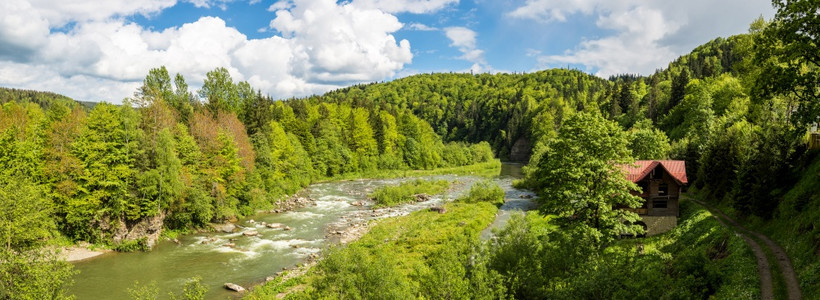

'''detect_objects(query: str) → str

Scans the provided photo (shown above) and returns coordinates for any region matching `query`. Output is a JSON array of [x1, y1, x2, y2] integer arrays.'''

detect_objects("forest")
[[1, 0, 818, 298]]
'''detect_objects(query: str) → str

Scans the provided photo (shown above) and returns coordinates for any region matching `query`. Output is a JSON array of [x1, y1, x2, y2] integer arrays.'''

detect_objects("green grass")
[[369, 179, 451, 208], [693, 152, 820, 299], [549, 200, 760, 299]]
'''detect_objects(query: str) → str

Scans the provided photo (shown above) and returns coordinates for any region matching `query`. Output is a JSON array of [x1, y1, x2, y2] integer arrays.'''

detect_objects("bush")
[[112, 238, 148, 252], [369, 179, 450, 207], [457, 180, 505, 207]]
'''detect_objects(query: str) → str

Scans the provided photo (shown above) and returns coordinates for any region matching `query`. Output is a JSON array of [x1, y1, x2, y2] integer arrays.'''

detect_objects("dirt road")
[[688, 197, 802, 300]]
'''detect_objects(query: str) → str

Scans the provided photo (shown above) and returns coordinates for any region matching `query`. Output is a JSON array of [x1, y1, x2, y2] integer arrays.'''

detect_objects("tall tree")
[[627, 119, 672, 160], [69, 103, 143, 240], [136, 66, 173, 107], [199, 67, 239, 116], [669, 68, 689, 109], [524, 112, 643, 244], [754, 0, 819, 129]]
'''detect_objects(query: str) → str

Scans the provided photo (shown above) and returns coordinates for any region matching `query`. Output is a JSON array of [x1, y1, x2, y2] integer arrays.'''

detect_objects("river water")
[[69, 163, 536, 299]]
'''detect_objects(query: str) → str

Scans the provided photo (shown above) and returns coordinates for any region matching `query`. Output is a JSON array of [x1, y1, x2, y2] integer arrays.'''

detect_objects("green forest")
[[1, 0, 818, 299]]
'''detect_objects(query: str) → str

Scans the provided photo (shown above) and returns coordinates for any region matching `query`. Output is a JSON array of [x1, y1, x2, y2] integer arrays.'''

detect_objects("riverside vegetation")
[[369, 179, 451, 208], [1, 0, 818, 298]]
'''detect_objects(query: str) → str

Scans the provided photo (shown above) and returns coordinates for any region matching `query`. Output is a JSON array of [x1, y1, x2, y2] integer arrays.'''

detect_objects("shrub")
[[369, 179, 450, 207], [457, 180, 505, 207]]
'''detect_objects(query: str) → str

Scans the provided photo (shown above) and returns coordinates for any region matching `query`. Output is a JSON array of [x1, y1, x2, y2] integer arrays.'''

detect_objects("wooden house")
[[620, 160, 688, 236]]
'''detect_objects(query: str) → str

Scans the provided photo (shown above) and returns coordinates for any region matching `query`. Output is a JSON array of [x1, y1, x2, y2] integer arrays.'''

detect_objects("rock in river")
[[224, 283, 246, 292], [213, 223, 236, 233], [414, 193, 430, 202], [243, 230, 259, 237], [429, 206, 447, 214], [266, 223, 284, 229]]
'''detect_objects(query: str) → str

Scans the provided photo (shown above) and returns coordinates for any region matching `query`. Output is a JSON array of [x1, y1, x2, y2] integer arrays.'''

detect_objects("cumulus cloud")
[[508, 0, 601, 22], [510, 0, 773, 76], [0, 0, 413, 102], [408, 23, 438, 31], [186, 0, 237, 10], [351, 0, 458, 14], [444, 26, 488, 73], [29, 0, 176, 26]]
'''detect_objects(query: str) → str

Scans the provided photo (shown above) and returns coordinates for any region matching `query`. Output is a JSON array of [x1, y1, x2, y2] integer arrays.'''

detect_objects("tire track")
[[688, 197, 802, 300]]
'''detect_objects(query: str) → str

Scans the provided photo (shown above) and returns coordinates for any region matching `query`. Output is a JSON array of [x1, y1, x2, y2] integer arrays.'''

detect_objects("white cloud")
[[268, 0, 293, 11], [351, 0, 458, 14], [267, 0, 412, 83], [0, 0, 413, 102], [185, 0, 237, 10], [444, 26, 490, 72], [510, 0, 774, 76], [508, 0, 601, 22], [445, 27, 477, 49], [408, 23, 438, 31], [29, 0, 176, 26]]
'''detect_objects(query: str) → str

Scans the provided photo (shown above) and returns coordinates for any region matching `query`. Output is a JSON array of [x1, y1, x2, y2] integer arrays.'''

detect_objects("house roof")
[[621, 160, 688, 185]]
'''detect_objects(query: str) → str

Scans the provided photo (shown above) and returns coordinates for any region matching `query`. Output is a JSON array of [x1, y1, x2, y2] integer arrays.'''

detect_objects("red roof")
[[620, 160, 688, 185]]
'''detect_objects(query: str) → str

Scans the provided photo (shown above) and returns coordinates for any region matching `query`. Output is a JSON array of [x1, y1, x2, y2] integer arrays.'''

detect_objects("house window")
[[658, 183, 668, 195], [653, 199, 668, 208]]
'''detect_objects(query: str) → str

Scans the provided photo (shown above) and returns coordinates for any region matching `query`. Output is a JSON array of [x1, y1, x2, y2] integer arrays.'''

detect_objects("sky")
[[0, 0, 775, 103]]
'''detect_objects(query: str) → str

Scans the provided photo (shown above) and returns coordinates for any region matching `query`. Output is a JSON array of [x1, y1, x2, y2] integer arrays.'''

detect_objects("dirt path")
[[687, 197, 802, 300]]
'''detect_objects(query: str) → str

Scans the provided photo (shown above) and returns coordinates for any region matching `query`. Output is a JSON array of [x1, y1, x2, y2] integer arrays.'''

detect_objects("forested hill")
[[314, 69, 611, 160], [0, 87, 96, 109], [309, 32, 760, 162], [0, 66, 496, 252]]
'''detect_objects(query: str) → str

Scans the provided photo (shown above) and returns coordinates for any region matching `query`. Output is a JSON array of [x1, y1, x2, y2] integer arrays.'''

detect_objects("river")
[[69, 163, 536, 299]]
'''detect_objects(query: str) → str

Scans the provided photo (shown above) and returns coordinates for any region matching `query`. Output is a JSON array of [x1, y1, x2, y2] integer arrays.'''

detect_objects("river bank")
[[68, 166, 520, 299], [60, 245, 111, 262]]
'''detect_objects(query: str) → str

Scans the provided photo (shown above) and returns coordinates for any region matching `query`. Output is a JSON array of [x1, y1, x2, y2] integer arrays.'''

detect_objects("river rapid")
[[69, 163, 536, 299]]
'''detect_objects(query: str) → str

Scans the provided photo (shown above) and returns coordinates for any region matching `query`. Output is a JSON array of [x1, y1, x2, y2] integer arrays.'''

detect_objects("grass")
[[692, 151, 820, 299], [597, 200, 760, 299], [369, 179, 451, 208]]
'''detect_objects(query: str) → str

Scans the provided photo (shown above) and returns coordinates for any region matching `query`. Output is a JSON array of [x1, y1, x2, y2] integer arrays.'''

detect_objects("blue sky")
[[0, 0, 774, 102]]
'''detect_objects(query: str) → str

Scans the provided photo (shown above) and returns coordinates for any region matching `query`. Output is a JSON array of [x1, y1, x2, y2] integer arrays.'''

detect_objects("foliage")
[[127, 281, 159, 300], [753, 0, 819, 129], [0, 65, 497, 249], [486, 202, 759, 299], [170, 277, 207, 300], [128, 277, 207, 300], [523, 112, 644, 243], [627, 119, 671, 160], [369, 179, 450, 208], [456, 180, 505, 207], [0, 176, 53, 250], [318, 69, 611, 159], [0, 248, 77, 300]]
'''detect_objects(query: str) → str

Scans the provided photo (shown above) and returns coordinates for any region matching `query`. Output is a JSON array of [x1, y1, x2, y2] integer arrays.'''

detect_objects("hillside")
[[0, 87, 96, 110]]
